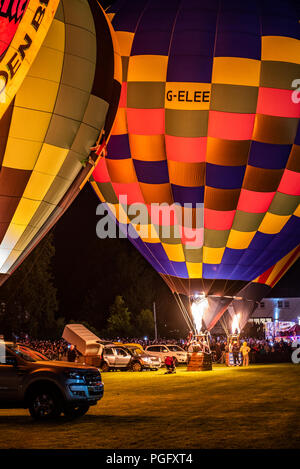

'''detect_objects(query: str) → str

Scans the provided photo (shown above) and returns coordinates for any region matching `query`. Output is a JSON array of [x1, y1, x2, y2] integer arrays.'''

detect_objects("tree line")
[[0, 231, 175, 340]]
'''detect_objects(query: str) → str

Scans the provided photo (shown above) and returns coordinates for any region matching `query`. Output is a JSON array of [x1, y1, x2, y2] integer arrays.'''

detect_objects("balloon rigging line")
[[173, 291, 195, 333], [219, 313, 230, 337], [2, 237, 51, 306], [123, 225, 196, 331], [177, 292, 193, 330]]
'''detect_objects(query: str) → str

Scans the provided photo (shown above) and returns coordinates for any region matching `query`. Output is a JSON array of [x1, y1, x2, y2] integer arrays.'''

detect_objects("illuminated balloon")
[[0, 0, 30, 56], [0, 0, 121, 285], [91, 0, 300, 329], [0, 0, 60, 120], [218, 244, 300, 334]]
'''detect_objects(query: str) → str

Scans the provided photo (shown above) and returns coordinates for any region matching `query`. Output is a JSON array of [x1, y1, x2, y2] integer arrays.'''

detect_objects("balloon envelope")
[[219, 244, 300, 334], [0, 0, 30, 56], [0, 0, 61, 120], [0, 0, 121, 285], [91, 0, 300, 327]]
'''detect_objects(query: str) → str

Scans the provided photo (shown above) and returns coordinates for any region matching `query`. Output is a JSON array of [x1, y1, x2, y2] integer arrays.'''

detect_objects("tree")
[[0, 232, 61, 339], [105, 295, 133, 338], [135, 309, 154, 338], [52, 185, 190, 336]]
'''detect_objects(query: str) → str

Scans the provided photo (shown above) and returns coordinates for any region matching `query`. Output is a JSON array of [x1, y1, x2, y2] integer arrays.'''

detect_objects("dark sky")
[[52, 183, 187, 334]]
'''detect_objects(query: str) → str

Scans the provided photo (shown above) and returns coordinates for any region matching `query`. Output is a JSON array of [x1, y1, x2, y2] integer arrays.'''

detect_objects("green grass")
[[0, 363, 299, 449]]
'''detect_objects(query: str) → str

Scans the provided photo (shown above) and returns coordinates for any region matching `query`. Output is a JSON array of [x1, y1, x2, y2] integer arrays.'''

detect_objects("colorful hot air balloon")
[[218, 244, 300, 335], [91, 0, 300, 330], [0, 0, 122, 285], [0, 0, 30, 57], [0, 0, 60, 120]]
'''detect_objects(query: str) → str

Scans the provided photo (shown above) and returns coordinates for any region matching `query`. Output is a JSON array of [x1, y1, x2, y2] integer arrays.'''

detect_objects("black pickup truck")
[[0, 341, 104, 420]]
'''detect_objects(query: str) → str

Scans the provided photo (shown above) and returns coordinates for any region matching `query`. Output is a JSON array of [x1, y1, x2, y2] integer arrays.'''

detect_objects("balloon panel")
[[219, 245, 300, 332], [0, 0, 29, 56], [252, 244, 300, 290], [0, 0, 121, 284], [0, 0, 60, 120], [92, 0, 300, 298]]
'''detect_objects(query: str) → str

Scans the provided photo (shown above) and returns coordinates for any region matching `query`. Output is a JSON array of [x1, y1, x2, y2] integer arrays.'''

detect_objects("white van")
[[145, 344, 188, 364]]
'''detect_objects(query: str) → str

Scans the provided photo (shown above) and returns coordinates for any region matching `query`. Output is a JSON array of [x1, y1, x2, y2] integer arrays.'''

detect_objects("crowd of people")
[[12, 333, 297, 365], [112, 337, 180, 347], [92, 334, 297, 365], [16, 336, 69, 361], [209, 336, 296, 364]]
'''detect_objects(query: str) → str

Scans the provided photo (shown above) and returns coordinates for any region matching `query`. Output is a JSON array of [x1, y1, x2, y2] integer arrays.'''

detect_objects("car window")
[[17, 346, 48, 361], [104, 348, 114, 355], [146, 346, 156, 351], [127, 347, 142, 356], [167, 346, 182, 352], [6, 344, 36, 362], [116, 348, 128, 357], [160, 347, 168, 352]]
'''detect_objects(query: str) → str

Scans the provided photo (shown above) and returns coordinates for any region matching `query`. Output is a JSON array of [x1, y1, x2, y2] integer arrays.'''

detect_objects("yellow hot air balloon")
[[0, 0, 60, 119], [0, 0, 122, 285]]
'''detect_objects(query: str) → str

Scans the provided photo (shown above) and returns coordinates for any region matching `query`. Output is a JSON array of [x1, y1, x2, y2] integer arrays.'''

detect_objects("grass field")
[[0, 363, 299, 449]]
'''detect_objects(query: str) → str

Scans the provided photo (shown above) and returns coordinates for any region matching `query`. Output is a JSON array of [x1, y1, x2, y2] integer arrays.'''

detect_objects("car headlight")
[[65, 371, 85, 383]]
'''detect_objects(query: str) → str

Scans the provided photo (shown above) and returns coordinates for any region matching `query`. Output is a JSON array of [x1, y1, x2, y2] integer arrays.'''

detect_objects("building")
[[250, 297, 300, 339], [250, 297, 300, 325], [212, 297, 300, 337]]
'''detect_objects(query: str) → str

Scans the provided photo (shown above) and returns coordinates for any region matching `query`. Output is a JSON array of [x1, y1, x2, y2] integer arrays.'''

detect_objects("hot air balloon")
[[219, 244, 300, 336], [91, 0, 300, 333], [0, 0, 122, 285], [0, 0, 60, 120]]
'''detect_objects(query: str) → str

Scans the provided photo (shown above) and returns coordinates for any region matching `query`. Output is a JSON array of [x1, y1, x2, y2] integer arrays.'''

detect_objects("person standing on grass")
[[232, 341, 240, 366], [240, 341, 251, 367]]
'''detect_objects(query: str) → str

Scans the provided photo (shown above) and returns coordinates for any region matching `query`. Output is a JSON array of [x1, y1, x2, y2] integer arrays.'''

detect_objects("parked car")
[[100, 345, 161, 372], [114, 342, 144, 351], [145, 344, 188, 365], [0, 341, 104, 420], [124, 345, 161, 371]]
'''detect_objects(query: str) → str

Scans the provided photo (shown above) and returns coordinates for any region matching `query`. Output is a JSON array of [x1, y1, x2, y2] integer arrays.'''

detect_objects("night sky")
[[52, 183, 187, 334]]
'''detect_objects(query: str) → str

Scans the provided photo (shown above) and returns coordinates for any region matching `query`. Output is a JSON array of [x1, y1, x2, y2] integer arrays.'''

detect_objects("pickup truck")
[[0, 341, 104, 420]]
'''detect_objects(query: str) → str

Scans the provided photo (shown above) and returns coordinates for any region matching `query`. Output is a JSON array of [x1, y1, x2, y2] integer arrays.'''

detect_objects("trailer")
[[62, 324, 104, 365]]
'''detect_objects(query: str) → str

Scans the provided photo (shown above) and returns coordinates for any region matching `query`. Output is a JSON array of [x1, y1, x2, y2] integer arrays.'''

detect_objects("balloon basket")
[[226, 352, 242, 367], [229, 333, 240, 342], [187, 352, 212, 371]]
